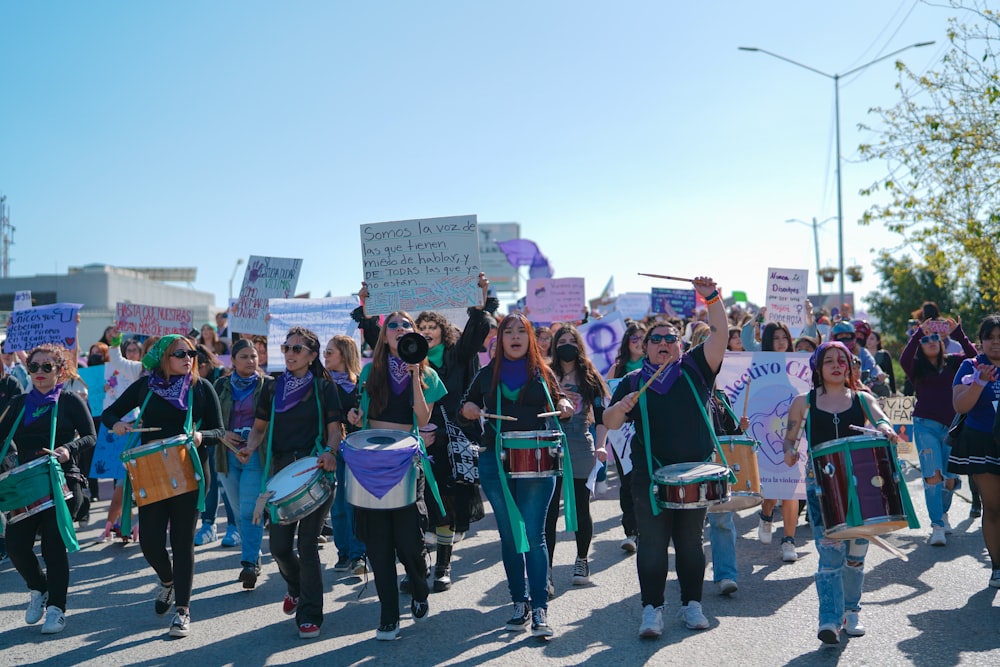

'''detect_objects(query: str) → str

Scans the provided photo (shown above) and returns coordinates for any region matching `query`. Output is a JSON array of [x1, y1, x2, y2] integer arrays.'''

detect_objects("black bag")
[[945, 411, 966, 447]]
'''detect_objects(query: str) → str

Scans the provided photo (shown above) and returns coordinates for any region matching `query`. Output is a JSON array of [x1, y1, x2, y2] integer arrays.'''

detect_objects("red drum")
[[652, 462, 730, 510], [499, 430, 563, 478], [811, 435, 910, 539]]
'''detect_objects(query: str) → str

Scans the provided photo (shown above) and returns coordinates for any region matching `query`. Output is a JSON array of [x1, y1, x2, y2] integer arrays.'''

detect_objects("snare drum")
[[0, 456, 73, 524], [121, 435, 200, 507], [342, 430, 420, 510], [265, 456, 334, 524], [499, 430, 563, 478], [652, 462, 730, 510], [709, 436, 762, 512], [811, 435, 908, 539]]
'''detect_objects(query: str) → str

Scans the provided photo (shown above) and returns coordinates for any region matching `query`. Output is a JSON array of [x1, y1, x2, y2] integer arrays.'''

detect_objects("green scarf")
[[427, 343, 445, 369]]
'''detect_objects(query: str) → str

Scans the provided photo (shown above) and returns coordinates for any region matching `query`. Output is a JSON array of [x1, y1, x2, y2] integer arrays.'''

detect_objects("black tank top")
[[807, 389, 866, 448]]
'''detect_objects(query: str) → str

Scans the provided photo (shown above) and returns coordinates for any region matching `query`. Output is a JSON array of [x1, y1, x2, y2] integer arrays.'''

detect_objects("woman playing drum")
[[346, 311, 446, 641], [459, 312, 573, 638], [102, 334, 224, 638], [0, 344, 96, 635], [237, 327, 341, 639], [780, 341, 898, 645], [603, 276, 728, 640]]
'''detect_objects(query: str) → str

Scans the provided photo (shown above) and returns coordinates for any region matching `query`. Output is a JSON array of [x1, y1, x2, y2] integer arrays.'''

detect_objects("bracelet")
[[875, 418, 891, 428], [705, 290, 721, 306], [974, 374, 988, 387]]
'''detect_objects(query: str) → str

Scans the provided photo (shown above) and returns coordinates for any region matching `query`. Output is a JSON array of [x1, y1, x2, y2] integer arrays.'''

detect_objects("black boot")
[[433, 544, 453, 592]]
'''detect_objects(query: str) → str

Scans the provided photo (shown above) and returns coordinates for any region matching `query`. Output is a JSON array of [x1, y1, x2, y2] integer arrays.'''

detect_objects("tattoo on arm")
[[709, 325, 717, 333], [783, 419, 800, 452]]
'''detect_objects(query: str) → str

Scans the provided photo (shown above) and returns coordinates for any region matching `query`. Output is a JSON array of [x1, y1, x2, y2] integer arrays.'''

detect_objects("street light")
[[228, 258, 245, 302], [786, 216, 837, 294], [740, 41, 935, 309]]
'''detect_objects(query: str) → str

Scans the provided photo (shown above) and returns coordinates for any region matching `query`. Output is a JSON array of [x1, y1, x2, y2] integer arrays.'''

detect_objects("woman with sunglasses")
[[780, 341, 898, 645], [346, 311, 446, 641], [237, 327, 342, 639], [102, 334, 224, 638], [900, 317, 976, 546], [603, 276, 727, 639], [0, 344, 96, 635]]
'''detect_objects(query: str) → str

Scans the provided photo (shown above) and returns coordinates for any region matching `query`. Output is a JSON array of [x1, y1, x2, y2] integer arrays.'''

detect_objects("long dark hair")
[[366, 312, 428, 418], [611, 321, 646, 379], [810, 342, 855, 394], [488, 313, 560, 403], [762, 322, 793, 352], [285, 326, 331, 382], [550, 325, 609, 416]]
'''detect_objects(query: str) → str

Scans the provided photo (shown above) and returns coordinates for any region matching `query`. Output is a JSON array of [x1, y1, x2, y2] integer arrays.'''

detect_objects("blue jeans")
[[331, 450, 365, 560], [707, 511, 737, 583], [201, 445, 236, 527], [218, 450, 265, 565], [913, 417, 956, 528], [478, 450, 555, 610], [807, 481, 868, 628]]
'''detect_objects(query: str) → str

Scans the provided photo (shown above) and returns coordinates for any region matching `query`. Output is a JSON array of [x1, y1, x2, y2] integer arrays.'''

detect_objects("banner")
[[613, 292, 651, 321], [717, 351, 812, 501], [266, 296, 361, 373], [3, 303, 82, 353], [604, 378, 633, 475], [651, 287, 696, 318], [765, 267, 809, 335], [361, 215, 482, 315], [13, 291, 31, 311], [115, 302, 193, 337], [579, 311, 625, 376], [526, 277, 585, 324], [230, 255, 303, 336], [77, 365, 106, 417]]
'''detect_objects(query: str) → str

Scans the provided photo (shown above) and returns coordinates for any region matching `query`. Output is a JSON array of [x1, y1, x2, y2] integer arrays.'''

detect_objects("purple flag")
[[496, 239, 554, 279]]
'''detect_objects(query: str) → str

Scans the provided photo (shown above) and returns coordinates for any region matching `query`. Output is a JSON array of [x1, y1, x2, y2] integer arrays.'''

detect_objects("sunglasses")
[[629, 335, 643, 343], [920, 333, 941, 345], [386, 321, 414, 330], [648, 333, 679, 344], [28, 362, 57, 374], [281, 343, 312, 354], [169, 349, 198, 359]]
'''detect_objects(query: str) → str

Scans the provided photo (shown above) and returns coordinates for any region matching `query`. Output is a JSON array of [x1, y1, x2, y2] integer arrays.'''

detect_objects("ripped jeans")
[[913, 417, 956, 528], [806, 480, 869, 628]]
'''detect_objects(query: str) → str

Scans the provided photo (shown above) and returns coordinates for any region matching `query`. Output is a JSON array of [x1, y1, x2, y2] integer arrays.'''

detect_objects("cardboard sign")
[[230, 256, 303, 336], [115, 302, 193, 337], [266, 296, 362, 373], [878, 395, 917, 461], [526, 277, 585, 324], [651, 288, 696, 318], [765, 267, 809, 335], [13, 291, 31, 311], [3, 303, 82, 353]]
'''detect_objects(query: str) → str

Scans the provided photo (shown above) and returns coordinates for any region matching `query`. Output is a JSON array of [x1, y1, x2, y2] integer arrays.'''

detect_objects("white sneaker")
[[677, 600, 709, 630], [638, 604, 663, 639], [718, 579, 738, 595], [26, 590, 47, 625], [781, 540, 798, 562], [843, 611, 866, 637], [595, 480, 609, 496], [929, 526, 947, 546], [620, 535, 637, 554], [40, 606, 66, 635], [453, 531, 465, 544], [942, 512, 953, 534], [758, 516, 773, 545], [572, 558, 591, 585]]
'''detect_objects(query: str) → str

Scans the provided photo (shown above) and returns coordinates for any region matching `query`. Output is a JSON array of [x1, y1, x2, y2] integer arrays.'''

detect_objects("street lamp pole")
[[739, 41, 935, 310], [786, 216, 836, 295], [228, 258, 245, 302]]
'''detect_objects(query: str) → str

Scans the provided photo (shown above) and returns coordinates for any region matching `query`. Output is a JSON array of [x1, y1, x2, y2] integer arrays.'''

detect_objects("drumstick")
[[481, 412, 518, 422], [849, 424, 886, 437], [537, 411, 561, 418], [637, 272, 696, 283], [869, 535, 909, 562], [741, 378, 751, 420], [130, 427, 162, 434], [292, 463, 322, 477], [634, 360, 672, 400], [219, 439, 242, 455]]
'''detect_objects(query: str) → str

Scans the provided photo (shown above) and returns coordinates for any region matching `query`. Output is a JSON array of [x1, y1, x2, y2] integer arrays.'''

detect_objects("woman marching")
[[780, 341, 899, 644], [345, 311, 447, 641], [0, 344, 96, 634], [603, 276, 728, 639], [459, 312, 574, 638], [237, 327, 342, 638], [102, 335, 224, 638]]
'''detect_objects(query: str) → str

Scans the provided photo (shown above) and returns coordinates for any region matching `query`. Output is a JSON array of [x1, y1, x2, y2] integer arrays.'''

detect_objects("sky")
[[0, 1, 963, 316]]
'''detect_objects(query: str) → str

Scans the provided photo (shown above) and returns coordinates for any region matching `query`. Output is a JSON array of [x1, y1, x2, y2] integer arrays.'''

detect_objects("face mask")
[[88, 353, 105, 366], [555, 344, 578, 362]]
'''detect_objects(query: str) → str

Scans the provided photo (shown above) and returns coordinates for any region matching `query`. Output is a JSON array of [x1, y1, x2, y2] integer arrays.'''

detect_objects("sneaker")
[[531, 607, 554, 637], [942, 512, 953, 534], [26, 590, 48, 625], [758, 514, 773, 545], [818, 623, 840, 645], [989, 569, 1000, 589], [572, 558, 590, 585], [411, 598, 429, 622], [399, 575, 411, 595], [282, 594, 299, 615], [781, 538, 798, 562], [333, 555, 351, 572], [620, 535, 637, 554], [239, 562, 260, 590], [221, 526, 241, 547], [677, 601, 709, 630], [433, 567, 452, 593], [929, 526, 947, 546], [718, 579, 738, 596], [638, 604, 663, 639], [169, 610, 190, 638], [154, 584, 174, 616], [194, 523, 217, 546], [349, 558, 367, 576], [505, 601, 531, 631], [970, 505, 983, 519], [317, 534, 328, 545], [453, 531, 465, 544], [40, 606, 66, 635], [298, 622, 320, 639], [375, 622, 399, 640], [843, 611, 866, 636]]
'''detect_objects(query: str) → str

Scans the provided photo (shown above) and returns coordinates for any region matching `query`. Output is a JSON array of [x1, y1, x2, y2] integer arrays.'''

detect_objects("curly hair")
[[415, 311, 458, 348]]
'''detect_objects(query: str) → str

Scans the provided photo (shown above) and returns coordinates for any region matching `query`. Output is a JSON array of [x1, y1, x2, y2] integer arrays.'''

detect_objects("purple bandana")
[[148, 372, 192, 411], [275, 371, 313, 413], [388, 356, 410, 396], [230, 371, 259, 403], [24, 384, 63, 426], [499, 357, 529, 391], [639, 357, 682, 396], [331, 371, 356, 394]]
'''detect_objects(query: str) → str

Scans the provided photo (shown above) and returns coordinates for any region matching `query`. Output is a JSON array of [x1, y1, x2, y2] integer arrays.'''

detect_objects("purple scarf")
[[388, 356, 410, 396], [341, 439, 420, 499], [499, 357, 529, 391], [331, 371, 356, 394], [148, 373, 191, 411], [230, 371, 259, 403], [24, 384, 63, 426], [274, 371, 314, 413], [639, 357, 682, 396]]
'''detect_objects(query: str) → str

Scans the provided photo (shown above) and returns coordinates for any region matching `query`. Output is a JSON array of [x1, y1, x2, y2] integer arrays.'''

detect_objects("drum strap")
[[681, 371, 738, 486], [412, 412, 447, 518], [493, 392, 529, 553], [0, 405, 25, 464]]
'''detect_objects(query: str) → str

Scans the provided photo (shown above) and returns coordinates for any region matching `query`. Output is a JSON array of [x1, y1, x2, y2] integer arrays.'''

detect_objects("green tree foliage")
[[859, 1, 1000, 312]]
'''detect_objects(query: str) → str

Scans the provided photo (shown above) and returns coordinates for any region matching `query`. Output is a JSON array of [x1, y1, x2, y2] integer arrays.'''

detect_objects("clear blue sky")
[[0, 1, 956, 316]]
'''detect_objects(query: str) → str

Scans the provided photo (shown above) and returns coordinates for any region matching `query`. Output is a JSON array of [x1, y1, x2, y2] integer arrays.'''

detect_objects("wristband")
[[875, 418, 891, 427], [974, 375, 988, 387]]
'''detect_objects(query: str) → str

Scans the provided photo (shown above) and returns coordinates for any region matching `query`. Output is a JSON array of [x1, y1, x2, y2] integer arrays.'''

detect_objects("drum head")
[[267, 456, 321, 501], [499, 430, 562, 445], [653, 462, 729, 484], [812, 434, 884, 456], [344, 429, 419, 452]]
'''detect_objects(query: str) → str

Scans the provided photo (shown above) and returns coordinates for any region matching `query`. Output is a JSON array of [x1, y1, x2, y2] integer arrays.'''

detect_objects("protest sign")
[[361, 215, 481, 315], [604, 378, 633, 476], [878, 394, 917, 461], [266, 296, 361, 373], [3, 303, 82, 353], [651, 287, 696, 318], [764, 267, 809, 334], [230, 256, 303, 336], [579, 311, 625, 376], [77, 365, 106, 417], [115, 302, 193, 337], [613, 292, 651, 321], [13, 291, 31, 311], [526, 278, 585, 324]]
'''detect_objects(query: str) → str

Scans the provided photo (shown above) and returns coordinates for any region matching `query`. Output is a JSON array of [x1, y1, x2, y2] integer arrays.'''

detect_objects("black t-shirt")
[[103, 377, 224, 447], [255, 378, 344, 461], [0, 391, 96, 475]]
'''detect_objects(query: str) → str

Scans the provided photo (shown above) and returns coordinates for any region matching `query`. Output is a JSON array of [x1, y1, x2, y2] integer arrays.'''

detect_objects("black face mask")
[[555, 344, 578, 362], [87, 353, 105, 367]]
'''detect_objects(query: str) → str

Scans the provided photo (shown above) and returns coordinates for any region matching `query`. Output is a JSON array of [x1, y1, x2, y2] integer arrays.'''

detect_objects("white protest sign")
[[266, 296, 361, 373], [3, 303, 83, 353], [526, 277, 585, 324], [604, 377, 633, 475], [230, 256, 303, 336], [13, 291, 31, 311], [360, 215, 482, 316], [765, 267, 809, 336], [478, 222, 521, 292], [579, 311, 625, 376], [613, 292, 651, 321], [115, 302, 193, 337]]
